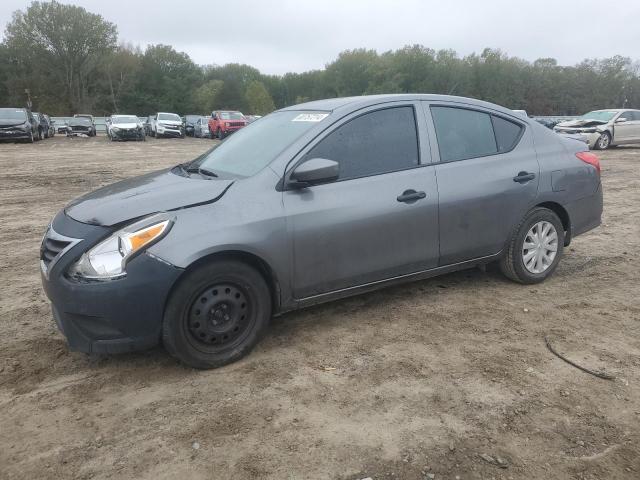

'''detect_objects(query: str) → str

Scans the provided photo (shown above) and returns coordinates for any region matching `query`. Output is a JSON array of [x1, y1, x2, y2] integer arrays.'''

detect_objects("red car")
[[208, 110, 247, 139]]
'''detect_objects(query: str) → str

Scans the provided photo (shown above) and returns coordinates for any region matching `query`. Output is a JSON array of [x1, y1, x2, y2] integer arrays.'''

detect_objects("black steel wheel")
[[163, 259, 271, 369]]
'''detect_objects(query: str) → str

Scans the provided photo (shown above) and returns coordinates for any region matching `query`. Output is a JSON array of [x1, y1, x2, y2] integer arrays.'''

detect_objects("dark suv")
[[0, 108, 39, 142]]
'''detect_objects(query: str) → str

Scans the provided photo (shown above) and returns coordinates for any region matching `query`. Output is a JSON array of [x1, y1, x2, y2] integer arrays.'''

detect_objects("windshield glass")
[[0, 109, 27, 121], [218, 111, 244, 120], [579, 111, 617, 122], [158, 113, 181, 122], [112, 115, 139, 124], [72, 118, 91, 125], [196, 111, 328, 177]]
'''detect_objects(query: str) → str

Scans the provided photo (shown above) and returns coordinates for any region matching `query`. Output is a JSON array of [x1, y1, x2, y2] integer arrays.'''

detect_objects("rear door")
[[283, 103, 440, 299], [423, 102, 539, 265]]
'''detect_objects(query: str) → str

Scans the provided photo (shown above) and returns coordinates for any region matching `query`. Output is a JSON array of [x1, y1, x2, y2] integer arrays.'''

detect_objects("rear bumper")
[[565, 183, 603, 239]]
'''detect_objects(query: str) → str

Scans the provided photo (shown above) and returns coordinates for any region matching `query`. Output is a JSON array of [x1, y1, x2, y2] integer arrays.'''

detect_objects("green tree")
[[245, 80, 276, 115], [193, 79, 224, 114], [3, 0, 117, 113]]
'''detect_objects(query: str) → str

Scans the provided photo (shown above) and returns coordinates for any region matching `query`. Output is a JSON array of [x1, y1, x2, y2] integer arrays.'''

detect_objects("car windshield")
[[72, 118, 91, 125], [195, 111, 329, 178], [112, 115, 139, 124], [0, 109, 27, 121], [579, 111, 617, 122], [158, 113, 181, 121], [218, 111, 244, 120]]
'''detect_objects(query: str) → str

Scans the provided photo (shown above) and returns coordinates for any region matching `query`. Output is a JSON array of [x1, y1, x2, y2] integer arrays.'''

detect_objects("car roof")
[[279, 94, 523, 118]]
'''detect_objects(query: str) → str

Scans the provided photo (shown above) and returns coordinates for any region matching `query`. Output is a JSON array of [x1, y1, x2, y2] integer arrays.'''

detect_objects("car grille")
[[71, 126, 89, 132], [228, 122, 245, 127], [41, 237, 71, 267], [40, 227, 81, 276]]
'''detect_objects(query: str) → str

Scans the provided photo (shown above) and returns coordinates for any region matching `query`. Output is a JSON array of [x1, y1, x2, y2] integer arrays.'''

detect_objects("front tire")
[[593, 131, 611, 150], [162, 260, 272, 369], [500, 207, 564, 284]]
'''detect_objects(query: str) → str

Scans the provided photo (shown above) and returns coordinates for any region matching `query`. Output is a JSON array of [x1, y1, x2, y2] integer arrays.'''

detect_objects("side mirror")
[[616, 117, 628, 123], [289, 158, 339, 188]]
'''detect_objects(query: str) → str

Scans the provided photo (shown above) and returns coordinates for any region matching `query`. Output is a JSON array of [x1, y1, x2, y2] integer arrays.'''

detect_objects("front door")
[[283, 104, 440, 299], [613, 111, 640, 144]]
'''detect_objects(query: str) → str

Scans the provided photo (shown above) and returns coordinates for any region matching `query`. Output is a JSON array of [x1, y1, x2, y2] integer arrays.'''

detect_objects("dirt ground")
[[0, 135, 639, 480]]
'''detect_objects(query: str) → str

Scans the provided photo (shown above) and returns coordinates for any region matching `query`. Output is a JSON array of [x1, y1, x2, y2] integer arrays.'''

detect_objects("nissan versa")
[[40, 94, 603, 369]]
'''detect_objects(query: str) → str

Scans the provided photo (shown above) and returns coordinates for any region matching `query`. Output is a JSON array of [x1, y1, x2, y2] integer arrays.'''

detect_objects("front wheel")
[[500, 207, 564, 284], [162, 260, 272, 369], [593, 131, 611, 150], [217, 128, 224, 140]]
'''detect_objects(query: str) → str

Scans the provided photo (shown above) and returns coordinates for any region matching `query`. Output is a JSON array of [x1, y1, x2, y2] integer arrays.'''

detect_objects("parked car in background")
[[194, 116, 212, 138], [43, 114, 55, 137], [554, 109, 640, 150], [52, 118, 70, 135], [66, 117, 95, 137], [152, 112, 184, 138], [72, 114, 96, 136], [208, 110, 247, 139], [40, 94, 603, 369], [184, 115, 200, 136], [0, 107, 39, 142], [107, 114, 145, 141], [144, 115, 155, 136], [31, 112, 49, 139]]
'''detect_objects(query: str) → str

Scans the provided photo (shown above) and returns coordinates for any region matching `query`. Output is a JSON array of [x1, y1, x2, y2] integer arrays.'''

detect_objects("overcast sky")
[[2, 0, 640, 74]]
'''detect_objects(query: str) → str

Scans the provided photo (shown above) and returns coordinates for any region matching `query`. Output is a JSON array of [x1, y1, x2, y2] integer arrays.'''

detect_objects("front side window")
[[431, 106, 498, 162], [302, 106, 419, 180]]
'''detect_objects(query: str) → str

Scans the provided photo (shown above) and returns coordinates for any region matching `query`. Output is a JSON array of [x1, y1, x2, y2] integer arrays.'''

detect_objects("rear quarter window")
[[492, 115, 524, 152]]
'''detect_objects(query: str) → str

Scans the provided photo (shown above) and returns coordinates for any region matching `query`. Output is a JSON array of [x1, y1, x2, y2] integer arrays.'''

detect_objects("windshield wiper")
[[183, 164, 218, 178], [197, 167, 218, 178]]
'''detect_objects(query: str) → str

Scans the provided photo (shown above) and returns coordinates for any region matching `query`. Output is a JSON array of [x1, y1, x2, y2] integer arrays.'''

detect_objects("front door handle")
[[397, 189, 426, 204], [513, 171, 536, 183]]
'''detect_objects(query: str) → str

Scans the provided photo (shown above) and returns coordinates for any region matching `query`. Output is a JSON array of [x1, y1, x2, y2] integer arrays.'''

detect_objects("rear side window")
[[492, 115, 524, 152], [303, 106, 419, 180], [431, 107, 497, 162]]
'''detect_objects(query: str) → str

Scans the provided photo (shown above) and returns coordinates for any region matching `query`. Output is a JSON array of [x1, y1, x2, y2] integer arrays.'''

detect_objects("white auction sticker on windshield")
[[292, 113, 328, 122]]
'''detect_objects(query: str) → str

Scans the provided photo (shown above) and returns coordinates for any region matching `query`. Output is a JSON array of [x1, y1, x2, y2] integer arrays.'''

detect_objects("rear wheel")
[[217, 128, 224, 140], [162, 260, 272, 369], [594, 131, 611, 150], [500, 207, 564, 284]]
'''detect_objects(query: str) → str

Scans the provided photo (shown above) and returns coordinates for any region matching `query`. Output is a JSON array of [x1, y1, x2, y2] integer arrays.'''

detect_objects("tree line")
[[2, 1, 639, 117]]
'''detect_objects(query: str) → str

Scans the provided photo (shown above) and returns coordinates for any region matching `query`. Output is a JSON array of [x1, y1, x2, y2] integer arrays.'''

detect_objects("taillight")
[[576, 151, 600, 174]]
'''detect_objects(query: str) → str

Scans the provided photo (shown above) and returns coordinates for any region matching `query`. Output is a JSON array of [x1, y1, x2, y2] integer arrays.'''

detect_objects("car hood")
[[112, 123, 139, 129], [556, 118, 608, 129], [157, 120, 182, 126], [65, 168, 234, 227]]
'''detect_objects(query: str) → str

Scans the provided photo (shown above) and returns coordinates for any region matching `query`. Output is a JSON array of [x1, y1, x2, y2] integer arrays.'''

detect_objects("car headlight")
[[111, 127, 120, 132], [68, 215, 172, 280]]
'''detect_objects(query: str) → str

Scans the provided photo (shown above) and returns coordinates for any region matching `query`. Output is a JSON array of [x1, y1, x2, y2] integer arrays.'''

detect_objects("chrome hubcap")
[[522, 221, 558, 274]]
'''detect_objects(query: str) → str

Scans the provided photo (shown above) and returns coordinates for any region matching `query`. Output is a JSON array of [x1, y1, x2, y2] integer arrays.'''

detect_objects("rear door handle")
[[397, 189, 426, 204], [513, 171, 536, 183]]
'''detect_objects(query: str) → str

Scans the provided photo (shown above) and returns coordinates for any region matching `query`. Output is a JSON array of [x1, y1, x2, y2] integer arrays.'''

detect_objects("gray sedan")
[[40, 94, 603, 368]]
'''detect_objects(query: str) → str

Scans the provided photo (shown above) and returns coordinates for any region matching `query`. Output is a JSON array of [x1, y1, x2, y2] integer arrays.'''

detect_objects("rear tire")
[[162, 260, 272, 369], [500, 207, 564, 284], [217, 128, 224, 140]]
